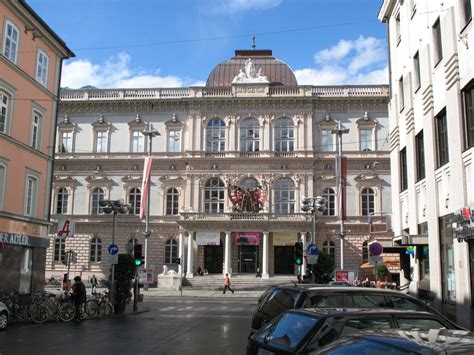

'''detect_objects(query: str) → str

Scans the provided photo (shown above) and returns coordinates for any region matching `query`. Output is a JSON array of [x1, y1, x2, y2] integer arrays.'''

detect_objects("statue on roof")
[[232, 58, 269, 84]]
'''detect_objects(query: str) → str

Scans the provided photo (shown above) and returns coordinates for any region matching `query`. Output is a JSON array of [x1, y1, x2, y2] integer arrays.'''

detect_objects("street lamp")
[[100, 199, 129, 304]]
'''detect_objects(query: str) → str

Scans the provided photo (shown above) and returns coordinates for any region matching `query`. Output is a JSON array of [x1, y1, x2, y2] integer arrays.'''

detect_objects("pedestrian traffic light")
[[294, 242, 303, 265], [134, 244, 143, 266]]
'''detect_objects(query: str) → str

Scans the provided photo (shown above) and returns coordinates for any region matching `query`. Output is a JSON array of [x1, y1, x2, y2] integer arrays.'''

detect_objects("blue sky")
[[28, 0, 388, 88]]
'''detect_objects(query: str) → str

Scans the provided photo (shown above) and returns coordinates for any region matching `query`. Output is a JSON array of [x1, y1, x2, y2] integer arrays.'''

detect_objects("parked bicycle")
[[0, 289, 31, 321], [85, 291, 114, 317], [30, 291, 75, 324]]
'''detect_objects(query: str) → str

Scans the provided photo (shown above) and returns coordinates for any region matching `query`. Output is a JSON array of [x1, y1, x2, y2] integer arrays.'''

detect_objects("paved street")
[[0, 297, 257, 355]]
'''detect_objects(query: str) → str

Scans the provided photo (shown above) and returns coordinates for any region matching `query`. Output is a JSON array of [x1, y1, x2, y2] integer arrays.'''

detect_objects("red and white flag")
[[140, 157, 153, 220]]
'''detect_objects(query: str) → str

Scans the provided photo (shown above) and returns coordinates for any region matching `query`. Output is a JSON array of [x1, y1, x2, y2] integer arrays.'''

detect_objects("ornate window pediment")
[[316, 174, 336, 183], [53, 175, 79, 187], [85, 173, 112, 187], [128, 114, 147, 130], [159, 176, 185, 187], [354, 173, 383, 186], [122, 175, 142, 189], [356, 111, 378, 128], [317, 113, 337, 129], [91, 114, 112, 130], [165, 113, 184, 129], [57, 115, 76, 131]]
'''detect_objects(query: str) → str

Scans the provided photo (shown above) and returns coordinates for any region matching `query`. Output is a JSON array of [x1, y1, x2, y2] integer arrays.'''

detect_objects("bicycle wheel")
[[98, 301, 114, 317], [59, 303, 75, 322], [85, 299, 98, 317], [30, 304, 48, 324]]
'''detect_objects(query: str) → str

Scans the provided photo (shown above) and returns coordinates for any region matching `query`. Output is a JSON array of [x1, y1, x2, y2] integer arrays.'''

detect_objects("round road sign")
[[108, 244, 119, 256], [369, 241, 383, 256]]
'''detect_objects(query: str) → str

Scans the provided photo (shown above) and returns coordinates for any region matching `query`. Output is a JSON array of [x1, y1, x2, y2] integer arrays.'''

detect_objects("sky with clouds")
[[28, 0, 387, 89]]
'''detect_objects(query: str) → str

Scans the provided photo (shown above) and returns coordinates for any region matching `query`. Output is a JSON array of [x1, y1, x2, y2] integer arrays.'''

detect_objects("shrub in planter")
[[313, 252, 335, 284], [373, 263, 389, 281], [114, 254, 135, 314]]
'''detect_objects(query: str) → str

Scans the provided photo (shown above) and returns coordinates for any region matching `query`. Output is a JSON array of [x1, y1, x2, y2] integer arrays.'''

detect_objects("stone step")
[[184, 275, 298, 290]]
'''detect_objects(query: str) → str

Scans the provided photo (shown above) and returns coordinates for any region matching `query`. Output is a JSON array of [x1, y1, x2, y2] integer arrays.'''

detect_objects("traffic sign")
[[307, 243, 319, 256], [306, 255, 318, 265], [108, 244, 119, 256], [368, 241, 383, 256], [109, 254, 118, 265]]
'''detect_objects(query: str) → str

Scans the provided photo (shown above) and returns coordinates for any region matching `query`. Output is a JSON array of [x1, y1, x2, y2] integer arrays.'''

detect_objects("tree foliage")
[[373, 263, 389, 280], [313, 251, 335, 284], [114, 254, 135, 314]]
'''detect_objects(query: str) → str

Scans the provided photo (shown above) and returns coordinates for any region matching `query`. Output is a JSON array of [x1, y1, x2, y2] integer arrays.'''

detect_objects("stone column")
[[224, 231, 232, 275], [300, 232, 307, 277], [178, 231, 185, 276], [262, 232, 270, 279], [186, 231, 194, 278]]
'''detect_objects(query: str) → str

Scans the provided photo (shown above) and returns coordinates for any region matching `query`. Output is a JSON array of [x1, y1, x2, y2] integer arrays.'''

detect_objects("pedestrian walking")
[[90, 274, 98, 295], [223, 273, 234, 294], [71, 276, 86, 321]]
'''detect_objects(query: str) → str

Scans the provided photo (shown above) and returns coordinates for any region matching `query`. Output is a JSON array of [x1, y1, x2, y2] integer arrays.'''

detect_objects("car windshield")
[[257, 313, 318, 351], [258, 288, 301, 316]]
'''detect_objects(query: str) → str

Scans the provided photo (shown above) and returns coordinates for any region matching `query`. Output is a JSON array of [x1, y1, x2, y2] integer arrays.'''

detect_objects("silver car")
[[0, 301, 9, 330]]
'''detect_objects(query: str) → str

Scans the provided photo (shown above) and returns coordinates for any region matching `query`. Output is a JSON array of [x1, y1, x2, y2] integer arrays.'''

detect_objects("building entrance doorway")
[[274, 246, 295, 274], [239, 245, 258, 273], [204, 245, 223, 274]]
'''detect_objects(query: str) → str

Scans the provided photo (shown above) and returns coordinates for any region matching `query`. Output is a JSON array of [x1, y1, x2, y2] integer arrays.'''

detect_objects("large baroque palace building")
[[45, 50, 394, 285]]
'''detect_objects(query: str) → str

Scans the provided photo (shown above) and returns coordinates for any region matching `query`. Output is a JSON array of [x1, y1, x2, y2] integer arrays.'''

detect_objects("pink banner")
[[233, 232, 262, 245], [140, 157, 153, 219]]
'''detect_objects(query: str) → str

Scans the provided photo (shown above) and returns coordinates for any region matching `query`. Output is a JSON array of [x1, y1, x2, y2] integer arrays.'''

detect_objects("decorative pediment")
[[85, 173, 112, 186], [356, 112, 378, 128], [316, 174, 336, 182], [128, 114, 147, 130], [165, 113, 184, 129], [91, 114, 112, 130], [354, 173, 383, 185], [57, 114, 76, 130], [159, 176, 186, 187], [122, 175, 142, 184], [317, 113, 337, 130], [53, 175, 79, 186]]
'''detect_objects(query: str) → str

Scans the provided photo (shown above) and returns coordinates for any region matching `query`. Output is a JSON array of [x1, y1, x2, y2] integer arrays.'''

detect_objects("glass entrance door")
[[239, 245, 258, 273]]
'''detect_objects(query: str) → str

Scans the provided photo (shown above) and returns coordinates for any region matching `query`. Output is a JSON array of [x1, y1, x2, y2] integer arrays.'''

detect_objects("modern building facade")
[[379, 0, 474, 328], [0, 0, 74, 293], [45, 49, 394, 287]]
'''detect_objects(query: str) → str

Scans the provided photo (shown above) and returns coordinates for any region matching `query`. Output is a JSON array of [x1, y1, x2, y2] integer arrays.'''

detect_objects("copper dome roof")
[[206, 50, 298, 87]]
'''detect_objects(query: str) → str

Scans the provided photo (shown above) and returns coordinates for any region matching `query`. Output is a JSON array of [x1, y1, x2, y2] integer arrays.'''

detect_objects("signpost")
[[306, 243, 319, 265], [108, 244, 119, 265], [368, 240, 384, 265]]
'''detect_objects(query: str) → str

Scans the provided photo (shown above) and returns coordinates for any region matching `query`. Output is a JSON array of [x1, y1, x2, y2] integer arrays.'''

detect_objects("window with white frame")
[[30, 111, 42, 150], [36, 50, 49, 87], [433, 18, 443, 65], [361, 187, 375, 216], [322, 240, 335, 261], [54, 237, 65, 262], [0, 162, 6, 210], [60, 131, 73, 153], [56, 188, 69, 214], [165, 239, 178, 264], [0, 90, 10, 134], [206, 118, 226, 152], [168, 130, 181, 152], [128, 188, 141, 215], [360, 129, 373, 151], [321, 130, 333, 151], [89, 237, 102, 262], [24, 175, 39, 217], [273, 178, 295, 213], [91, 187, 105, 214], [96, 131, 108, 153], [240, 118, 260, 152], [3, 21, 19, 63], [166, 188, 179, 215], [204, 178, 225, 213], [322, 188, 336, 216], [274, 118, 294, 152], [131, 131, 144, 152]]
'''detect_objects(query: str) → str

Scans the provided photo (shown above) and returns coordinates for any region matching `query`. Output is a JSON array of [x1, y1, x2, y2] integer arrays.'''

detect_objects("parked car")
[[247, 308, 463, 355], [0, 301, 9, 330], [316, 329, 474, 354], [250, 285, 457, 333]]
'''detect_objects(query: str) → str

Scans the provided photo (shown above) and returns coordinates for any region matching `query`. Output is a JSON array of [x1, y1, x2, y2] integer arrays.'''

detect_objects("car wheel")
[[0, 311, 8, 330]]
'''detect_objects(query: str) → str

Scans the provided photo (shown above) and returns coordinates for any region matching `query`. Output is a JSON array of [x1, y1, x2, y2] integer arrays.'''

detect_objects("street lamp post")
[[100, 199, 129, 305]]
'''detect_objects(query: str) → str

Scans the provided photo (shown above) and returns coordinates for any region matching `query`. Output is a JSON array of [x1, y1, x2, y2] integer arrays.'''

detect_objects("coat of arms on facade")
[[231, 58, 269, 84], [228, 183, 267, 212]]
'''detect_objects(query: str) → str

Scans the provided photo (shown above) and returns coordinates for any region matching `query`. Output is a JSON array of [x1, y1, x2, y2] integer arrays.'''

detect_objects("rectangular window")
[[463, 82, 474, 149], [36, 50, 49, 87], [168, 130, 181, 152], [435, 109, 449, 167], [360, 129, 373, 151], [461, 0, 472, 27], [440, 215, 455, 303], [0, 163, 6, 210], [24, 175, 38, 216], [395, 13, 401, 44], [413, 51, 421, 92], [0, 91, 9, 133], [433, 18, 443, 65], [96, 131, 107, 153], [30, 111, 42, 150], [19, 248, 33, 294], [399, 76, 405, 112], [321, 130, 333, 151], [3, 21, 19, 63], [131, 131, 144, 152], [415, 131, 425, 181], [60, 131, 73, 152], [400, 148, 408, 191]]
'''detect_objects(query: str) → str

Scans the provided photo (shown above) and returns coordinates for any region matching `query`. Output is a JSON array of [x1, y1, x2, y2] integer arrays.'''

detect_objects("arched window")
[[322, 188, 336, 216], [322, 240, 336, 261], [206, 118, 226, 152], [166, 188, 179, 215], [240, 118, 260, 152], [90, 237, 102, 262], [240, 177, 259, 189], [56, 188, 69, 214], [361, 188, 375, 216], [0, 90, 10, 134], [362, 240, 369, 263], [204, 178, 225, 213], [274, 118, 294, 152], [54, 237, 65, 262], [165, 239, 178, 264], [128, 188, 141, 215], [274, 178, 295, 213], [91, 187, 105, 215]]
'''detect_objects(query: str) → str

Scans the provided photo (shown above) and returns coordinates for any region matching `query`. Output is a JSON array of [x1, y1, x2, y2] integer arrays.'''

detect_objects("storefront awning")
[[360, 257, 400, 270], [393, 234, 428, 245]]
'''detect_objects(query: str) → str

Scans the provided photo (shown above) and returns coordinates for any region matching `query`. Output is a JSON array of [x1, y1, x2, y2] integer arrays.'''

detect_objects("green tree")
[[313, 251, 335, 284], [114, 254, 135, 314], [373, 263, 389, 281]]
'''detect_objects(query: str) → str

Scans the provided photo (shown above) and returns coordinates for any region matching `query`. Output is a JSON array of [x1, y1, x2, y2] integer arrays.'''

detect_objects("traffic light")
[[134, 244, 143, 266], [294, 242, 303, 265]]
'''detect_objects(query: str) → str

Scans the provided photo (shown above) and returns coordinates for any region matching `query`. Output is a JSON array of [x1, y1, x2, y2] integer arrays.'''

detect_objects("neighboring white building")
[[46, 50, 393, 286], [379, 0, 474, 328]]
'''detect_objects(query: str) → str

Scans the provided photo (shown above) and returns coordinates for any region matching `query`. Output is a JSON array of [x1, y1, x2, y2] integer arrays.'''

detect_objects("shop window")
[[322, 188, 335, 216], [128, 188, 141, 215], [56, 188, 69, 214], [439, 215, 455, 303], [165, 239, 178, 263], [54, 238, 66, 262], [206, 118, 226, 152], [273, 178, 295, 213], [274, 118, 294, 152], [240, 118, 260, 152], [166, 188, 179, 215], [204, 178, 225, 213], [19, 248, 33, 294], [90, 237, 102, 262]]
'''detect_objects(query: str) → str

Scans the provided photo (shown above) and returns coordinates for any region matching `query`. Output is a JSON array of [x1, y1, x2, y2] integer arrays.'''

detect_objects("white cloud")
[[216, 0, 282, 13], [61, 52, 197, 89], [295, 36, 388, 85]]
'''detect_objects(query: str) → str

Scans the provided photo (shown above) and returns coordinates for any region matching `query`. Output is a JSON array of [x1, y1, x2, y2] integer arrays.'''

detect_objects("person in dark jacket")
[[72, 276, 86, 321]]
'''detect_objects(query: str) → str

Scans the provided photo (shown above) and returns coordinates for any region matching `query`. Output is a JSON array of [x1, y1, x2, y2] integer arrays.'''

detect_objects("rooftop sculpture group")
[[232, 58, 269, 84]]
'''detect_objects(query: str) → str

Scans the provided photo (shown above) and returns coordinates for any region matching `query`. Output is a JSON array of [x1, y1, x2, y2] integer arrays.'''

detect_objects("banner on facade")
[[272, 232, 298, 246], [139, 157, 153, 220], [233, 232, 261, 245], [196, 233, 221, 246]]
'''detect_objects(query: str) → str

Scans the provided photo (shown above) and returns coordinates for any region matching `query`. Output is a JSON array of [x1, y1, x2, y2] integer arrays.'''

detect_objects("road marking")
[[148, 314, 251, 319]]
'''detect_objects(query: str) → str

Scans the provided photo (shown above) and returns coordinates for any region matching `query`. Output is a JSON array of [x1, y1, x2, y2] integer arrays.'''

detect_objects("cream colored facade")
[[379, 0, 474, 328], [45, 50, 394, 287]]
